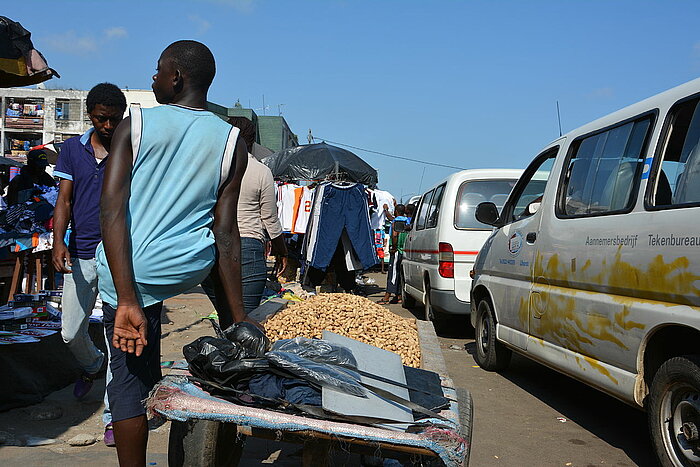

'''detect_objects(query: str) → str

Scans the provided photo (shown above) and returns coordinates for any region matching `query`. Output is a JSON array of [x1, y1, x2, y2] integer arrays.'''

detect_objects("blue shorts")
[[103, 301, 163, 422]]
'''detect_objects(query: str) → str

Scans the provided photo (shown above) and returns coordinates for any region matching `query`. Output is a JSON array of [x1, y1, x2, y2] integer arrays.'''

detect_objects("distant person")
[[405, 203, 416, 224], [6, 148, 55, 204], [378, 204, 409, 305], [202, 116, 288, 318], [96, 40, 251, 465], [52, 82, 126, 447]]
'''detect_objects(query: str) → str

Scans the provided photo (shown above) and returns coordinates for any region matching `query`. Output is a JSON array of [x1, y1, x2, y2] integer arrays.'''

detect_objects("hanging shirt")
[[277, 183, 299, 232], [370, 189, 395, 230], [291, 185, 314, 234], [96, 105, 240, 307]]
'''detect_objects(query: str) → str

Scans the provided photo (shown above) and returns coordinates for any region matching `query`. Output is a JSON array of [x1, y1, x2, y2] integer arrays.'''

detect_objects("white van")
[[470, 77, 700, 467], [401, 169, 522, 321]]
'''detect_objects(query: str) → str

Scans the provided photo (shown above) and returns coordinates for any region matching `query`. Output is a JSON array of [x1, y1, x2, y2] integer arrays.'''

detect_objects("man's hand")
[[274, 255, 287, 278], [112, 304, 148, 356], [243, 314, 265, 334], [52, 242, 72, 273]]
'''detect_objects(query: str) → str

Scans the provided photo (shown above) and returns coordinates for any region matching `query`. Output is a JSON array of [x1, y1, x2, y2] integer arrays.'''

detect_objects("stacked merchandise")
[[0, 291, 61, 344]]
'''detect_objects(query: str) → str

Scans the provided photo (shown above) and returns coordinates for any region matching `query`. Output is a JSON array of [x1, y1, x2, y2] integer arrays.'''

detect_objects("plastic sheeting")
[[262, 142, 378, 187], [0, 16, 59, 87]]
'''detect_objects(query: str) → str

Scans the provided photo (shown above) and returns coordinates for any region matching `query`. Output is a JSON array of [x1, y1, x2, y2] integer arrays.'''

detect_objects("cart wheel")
[[168, 419, 243, 467], [455, 387, 474, 467]]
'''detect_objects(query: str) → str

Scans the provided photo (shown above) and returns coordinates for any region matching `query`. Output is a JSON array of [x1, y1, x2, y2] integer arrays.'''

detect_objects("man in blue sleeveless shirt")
[[97, 40, 253, 465]]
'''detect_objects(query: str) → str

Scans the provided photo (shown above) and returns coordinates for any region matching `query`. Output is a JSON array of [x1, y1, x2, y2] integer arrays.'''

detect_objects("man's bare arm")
[[213, 136, 249, 325], [100, 117, 148, 355], [52, 179, 73, 273]]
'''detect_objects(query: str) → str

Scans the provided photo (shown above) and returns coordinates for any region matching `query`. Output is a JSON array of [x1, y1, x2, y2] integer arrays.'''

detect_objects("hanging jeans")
[[305, 183, 377, 271], [201, 237, 267, 328]]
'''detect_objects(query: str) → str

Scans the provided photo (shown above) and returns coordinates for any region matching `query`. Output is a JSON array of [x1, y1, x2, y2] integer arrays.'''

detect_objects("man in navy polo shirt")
[[52, 83, 126, 447]]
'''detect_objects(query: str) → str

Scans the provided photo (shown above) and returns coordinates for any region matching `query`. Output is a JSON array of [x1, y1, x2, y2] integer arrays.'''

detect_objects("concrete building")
[[0, 87, 298, 162], [0, 87, 161, 162]]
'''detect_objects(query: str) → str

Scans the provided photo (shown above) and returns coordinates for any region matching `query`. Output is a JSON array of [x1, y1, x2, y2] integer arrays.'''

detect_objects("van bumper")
[[430, 289, 470, 315]]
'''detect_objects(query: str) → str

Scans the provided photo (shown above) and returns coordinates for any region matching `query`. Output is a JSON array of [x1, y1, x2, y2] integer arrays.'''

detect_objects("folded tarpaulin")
[[0, 16, 59, 88]]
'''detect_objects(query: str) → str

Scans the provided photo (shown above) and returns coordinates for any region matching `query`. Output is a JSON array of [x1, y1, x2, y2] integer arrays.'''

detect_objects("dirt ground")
[[0, 271, 653, 466]]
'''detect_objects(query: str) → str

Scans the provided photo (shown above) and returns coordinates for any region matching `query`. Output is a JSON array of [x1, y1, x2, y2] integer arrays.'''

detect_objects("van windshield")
[[454, 179, 518, 229]]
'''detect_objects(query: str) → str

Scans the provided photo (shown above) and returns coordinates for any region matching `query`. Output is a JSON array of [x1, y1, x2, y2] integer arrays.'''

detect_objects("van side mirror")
[[475, 202, 500, 226]]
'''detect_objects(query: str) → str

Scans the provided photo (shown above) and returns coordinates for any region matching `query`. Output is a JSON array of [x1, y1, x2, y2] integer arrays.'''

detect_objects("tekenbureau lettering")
[[648, 233, 700, 247], [585, 235, 638, 248]]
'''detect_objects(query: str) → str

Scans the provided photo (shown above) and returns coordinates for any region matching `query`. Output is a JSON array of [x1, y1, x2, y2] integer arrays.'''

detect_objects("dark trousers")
[[103, 301, 163, 422], [307, 241, 356, 292], [386, 252, 403, 295], [201, 237, 267, 328]]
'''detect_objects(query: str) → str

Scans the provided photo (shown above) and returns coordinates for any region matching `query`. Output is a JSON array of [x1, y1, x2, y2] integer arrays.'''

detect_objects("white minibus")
[[402, 169, 521, 321], [471, 77, 700, 466]]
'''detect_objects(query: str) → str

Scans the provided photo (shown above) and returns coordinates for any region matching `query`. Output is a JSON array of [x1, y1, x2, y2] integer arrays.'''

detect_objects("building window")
[[4, 97, 45, 130], [55, 100, 70, 120]]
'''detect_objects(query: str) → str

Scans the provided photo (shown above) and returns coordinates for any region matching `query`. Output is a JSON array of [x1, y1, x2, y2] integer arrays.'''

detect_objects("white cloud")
[[588, 87, 614, 99], [43, 31, 98, 56], [188, 15, 211, 35], [104, 26, 128, 39]]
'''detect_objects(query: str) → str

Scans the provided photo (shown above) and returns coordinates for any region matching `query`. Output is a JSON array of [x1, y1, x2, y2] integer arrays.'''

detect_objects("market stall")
[[148, 293, 473, 466]]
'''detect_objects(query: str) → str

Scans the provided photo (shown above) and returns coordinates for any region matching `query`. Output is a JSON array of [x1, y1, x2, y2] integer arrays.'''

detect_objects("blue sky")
[[9, 1, 700, 200]]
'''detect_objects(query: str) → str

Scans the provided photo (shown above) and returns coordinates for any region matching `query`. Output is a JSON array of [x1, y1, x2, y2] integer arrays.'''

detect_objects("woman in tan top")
[[202, 117, 288, 315]]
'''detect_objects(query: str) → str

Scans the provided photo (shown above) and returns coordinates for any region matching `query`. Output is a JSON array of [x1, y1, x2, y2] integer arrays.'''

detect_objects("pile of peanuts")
[[265, 293, 421, 367]]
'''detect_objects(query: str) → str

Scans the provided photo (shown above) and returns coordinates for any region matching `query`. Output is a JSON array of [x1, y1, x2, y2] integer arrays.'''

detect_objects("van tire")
[[474, 298, 511, 371], [648, 355, 700, 467], [424, 282, 438, 322], [401, 276, 416, 309]]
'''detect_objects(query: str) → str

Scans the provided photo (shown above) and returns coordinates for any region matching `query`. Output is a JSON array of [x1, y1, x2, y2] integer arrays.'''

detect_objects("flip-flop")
[[376, 299, 391, 305]]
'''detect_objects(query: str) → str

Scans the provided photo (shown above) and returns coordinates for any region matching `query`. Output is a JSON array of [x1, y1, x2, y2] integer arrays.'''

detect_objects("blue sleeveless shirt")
[[96, 105, 239, 307]]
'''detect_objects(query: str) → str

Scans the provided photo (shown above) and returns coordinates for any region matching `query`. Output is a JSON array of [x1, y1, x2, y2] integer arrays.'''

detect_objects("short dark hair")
[[395, 204, 406, 216], [228, 116, 256, 151], [163, 40, 216, 90], [86, 83, 126, 113]]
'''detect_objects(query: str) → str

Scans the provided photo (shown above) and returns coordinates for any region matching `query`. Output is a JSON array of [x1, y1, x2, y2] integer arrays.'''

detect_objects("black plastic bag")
[[184, 336, 269, 386], [271, 337, 358, 369], [266, 351, 367, 398], [221, 322, 270, 358]]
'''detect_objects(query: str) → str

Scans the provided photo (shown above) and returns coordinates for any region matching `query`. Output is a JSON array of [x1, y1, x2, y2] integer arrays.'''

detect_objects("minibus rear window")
[[454, 179, 518, 229]]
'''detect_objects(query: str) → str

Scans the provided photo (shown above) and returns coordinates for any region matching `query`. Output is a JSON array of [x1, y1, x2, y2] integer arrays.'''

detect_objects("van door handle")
[[526, 232, 537, 243]]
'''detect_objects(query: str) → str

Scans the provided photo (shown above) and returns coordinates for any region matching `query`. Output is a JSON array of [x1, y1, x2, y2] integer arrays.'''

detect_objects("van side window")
[[559, 117, 652, 217], [415, 189, 434, 231], [650, 97, 700, 207], [425, 184, 445, 229], [509, 153, 556, 222]]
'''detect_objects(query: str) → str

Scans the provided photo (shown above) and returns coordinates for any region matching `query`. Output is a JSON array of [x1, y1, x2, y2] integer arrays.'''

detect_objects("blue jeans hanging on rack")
[[305, 182, 377, 271]]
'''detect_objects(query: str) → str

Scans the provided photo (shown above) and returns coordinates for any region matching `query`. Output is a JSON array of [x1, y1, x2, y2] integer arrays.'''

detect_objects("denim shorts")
[[103, 301, 163, 422]]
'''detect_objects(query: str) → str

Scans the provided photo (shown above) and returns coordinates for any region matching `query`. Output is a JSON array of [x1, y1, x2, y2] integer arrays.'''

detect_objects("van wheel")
[[649, 355, 700, 467], [474, 298, 511, 371], [424, 282, 438, 322], [401, 276, 416, 309]]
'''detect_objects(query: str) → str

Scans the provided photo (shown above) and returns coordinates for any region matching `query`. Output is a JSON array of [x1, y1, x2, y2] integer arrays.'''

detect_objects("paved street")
[[0, 272, 657, 466]]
